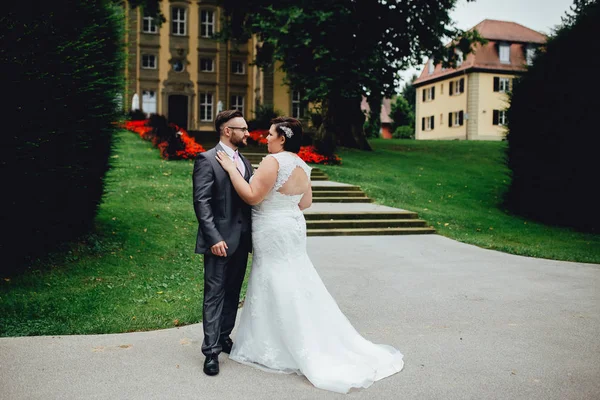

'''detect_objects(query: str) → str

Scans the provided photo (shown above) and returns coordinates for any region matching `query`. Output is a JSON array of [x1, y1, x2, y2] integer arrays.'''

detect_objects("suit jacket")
[[192, 144, 253, 255]]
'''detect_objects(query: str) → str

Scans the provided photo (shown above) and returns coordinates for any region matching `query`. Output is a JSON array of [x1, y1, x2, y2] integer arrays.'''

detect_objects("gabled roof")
[[413, 19, 547, 86], [472, 19, 546, 44], [361, 97, 393, 124]]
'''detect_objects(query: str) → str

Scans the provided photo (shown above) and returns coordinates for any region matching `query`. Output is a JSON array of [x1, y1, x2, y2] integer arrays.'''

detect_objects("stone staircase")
[[242, 151, 435, 237]]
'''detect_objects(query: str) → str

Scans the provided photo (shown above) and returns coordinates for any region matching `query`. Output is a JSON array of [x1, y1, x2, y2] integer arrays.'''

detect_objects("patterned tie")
[[233, 151, 244, 176]]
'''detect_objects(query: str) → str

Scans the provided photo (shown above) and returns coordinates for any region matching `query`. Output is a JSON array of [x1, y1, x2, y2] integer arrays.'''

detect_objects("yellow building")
[[123, 1, 305, 131], [413, 19, 546, 140]]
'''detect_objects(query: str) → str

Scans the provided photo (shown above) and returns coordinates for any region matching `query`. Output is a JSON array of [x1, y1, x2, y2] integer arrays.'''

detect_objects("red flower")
[[297, 146, 341, 165], [248, 129, 268, 145], [122, 119, 206, 160]]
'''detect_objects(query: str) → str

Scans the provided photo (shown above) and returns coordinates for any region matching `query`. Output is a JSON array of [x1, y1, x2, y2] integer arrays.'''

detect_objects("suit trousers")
[[201, 240, 249, 356]]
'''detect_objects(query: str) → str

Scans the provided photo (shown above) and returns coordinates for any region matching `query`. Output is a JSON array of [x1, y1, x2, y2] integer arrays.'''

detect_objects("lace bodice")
[[252, 152, 312, 213]]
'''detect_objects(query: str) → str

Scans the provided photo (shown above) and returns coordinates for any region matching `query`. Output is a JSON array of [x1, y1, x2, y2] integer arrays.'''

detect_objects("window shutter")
[[459, 110, 464, 126], [431, 116, 435, 130], [493, 77, 499, 92], [449, 81, 454, 95], [460, 78, 465, 93], [432, 86, 435, 100], [422, 117, 425, 130], [493, 110, 499, 125], [448, 113, 453, 127], [422, 89, 426, 102]]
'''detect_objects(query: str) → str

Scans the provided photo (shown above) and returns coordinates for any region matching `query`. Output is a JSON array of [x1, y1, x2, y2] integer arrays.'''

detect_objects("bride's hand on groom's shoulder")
[[215, 151, 236, 173]]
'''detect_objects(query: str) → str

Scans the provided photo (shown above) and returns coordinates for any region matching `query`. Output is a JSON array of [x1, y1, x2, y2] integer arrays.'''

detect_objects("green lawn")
[[1, 133, 598, 337], [0, 131, 250, 337], [319, 139, 600, 264]]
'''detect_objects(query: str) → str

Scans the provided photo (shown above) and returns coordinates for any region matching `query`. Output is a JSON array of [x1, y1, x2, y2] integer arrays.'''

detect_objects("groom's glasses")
[[227, 126, 249, 133]]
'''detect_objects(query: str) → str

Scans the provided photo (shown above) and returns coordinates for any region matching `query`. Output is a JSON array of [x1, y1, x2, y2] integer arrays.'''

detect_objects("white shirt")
[[219, 141, 245, 176]]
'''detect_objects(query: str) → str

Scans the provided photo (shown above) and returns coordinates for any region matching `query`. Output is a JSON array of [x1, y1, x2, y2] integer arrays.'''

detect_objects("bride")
[[215, 117, 403, 394]]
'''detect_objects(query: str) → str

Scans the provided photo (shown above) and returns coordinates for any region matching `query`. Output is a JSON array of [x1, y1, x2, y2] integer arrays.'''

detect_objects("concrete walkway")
[[1, 225, 599, 399]]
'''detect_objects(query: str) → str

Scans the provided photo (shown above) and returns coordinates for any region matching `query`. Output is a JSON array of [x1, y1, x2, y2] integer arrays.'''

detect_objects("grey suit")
[[193, 143, 253, 356]]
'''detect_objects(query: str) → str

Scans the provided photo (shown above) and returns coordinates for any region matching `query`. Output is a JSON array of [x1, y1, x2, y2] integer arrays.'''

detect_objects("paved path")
[[1, 226, 599, 399]]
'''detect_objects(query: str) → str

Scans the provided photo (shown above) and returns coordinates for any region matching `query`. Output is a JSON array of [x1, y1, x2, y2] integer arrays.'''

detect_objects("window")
[[421, 115, 435, 131], [526, 46, 536, 66], [231, 95, 244, 114], [142, 15, 158, 33], [499, 43, 510, 64], [292, 90, 303, 119], [449, 78, 465, 96], [142, 90, 156, 116], [428, 58, 435, 74], [493, 110, 508, 126], [448, 111, 464, 127], [422, 86, 435, 102], [199, 93, 213, 121], [494, 77, 512, 93], [172, 60, 184, 72], [200, 58, 214, 72], [201, 10, 215, 37], [231, 60, 245, 75], [141, 54, 157, 69], [172, 7, 187, 36]]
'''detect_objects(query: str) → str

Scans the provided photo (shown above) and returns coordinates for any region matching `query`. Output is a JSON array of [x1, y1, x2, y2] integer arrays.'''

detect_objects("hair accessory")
[[280, 126, 294, 138]]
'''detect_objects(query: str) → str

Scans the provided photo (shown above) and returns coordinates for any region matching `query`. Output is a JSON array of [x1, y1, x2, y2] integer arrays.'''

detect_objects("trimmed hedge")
[[505, 0, 600, 232], [1, 1, 125, 274]]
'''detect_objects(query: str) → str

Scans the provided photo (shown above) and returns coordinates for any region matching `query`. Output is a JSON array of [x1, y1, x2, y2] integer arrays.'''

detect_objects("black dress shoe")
[[203, 354, 219, 376], [219, 337, 234, 354]]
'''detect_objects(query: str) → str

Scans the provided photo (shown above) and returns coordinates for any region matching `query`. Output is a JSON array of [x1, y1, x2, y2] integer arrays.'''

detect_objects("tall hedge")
[[505, 0, 600, 232], [1, 1, 125, 273]]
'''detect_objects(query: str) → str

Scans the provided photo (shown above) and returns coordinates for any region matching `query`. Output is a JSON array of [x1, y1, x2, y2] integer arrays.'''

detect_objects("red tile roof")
[[413, 19, 547, 86]]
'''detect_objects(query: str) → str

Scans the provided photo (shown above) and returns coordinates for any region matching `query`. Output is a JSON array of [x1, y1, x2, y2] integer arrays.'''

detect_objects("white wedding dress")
[[229, 152, 404, 394]]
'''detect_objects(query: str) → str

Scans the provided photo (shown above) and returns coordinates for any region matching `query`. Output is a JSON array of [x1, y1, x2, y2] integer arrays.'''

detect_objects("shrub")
[[393, 126, 415, 139], [128, 109, 147, 121], [248, 104, 280, 130], [1, 1, 125, 274]]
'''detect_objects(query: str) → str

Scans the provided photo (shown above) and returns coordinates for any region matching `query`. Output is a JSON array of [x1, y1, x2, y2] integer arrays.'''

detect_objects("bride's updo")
[[271, 117, 302, 153]]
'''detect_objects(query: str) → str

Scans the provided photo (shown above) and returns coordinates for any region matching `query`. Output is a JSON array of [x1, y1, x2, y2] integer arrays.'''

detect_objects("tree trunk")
[[315, 95, 372, 152]]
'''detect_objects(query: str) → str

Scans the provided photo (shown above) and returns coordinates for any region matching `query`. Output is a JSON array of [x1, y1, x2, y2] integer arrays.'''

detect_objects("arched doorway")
[[168, 95, 188, 129]]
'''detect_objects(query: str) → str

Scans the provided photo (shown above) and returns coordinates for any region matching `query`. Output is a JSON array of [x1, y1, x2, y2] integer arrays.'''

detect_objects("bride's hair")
[[271, 117, 302, 153]]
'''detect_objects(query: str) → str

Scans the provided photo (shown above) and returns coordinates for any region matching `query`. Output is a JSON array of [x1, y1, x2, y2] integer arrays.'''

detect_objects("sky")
[[397, 0, 576, 89]]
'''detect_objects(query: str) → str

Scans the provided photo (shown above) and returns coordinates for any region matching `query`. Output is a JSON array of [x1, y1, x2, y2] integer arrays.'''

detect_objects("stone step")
[[312, 191, 367, 198], [303, 211, 419, 220], [307, 227, 436, 236], [311, 185, 361, 191], [311, 176, 329, 181], [312, 197, 372, 203], [306, 219, 429, 229]]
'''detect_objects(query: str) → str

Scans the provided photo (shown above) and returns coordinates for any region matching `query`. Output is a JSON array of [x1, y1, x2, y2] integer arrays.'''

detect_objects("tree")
[[218, 0, 483, 151], [505, 0, 600, 232], [389, 96, 414, 129], [401, 74, 419, 114]]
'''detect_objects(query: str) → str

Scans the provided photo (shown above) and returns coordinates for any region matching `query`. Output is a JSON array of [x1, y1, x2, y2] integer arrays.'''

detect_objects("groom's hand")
[[211, 241, 228, 257]]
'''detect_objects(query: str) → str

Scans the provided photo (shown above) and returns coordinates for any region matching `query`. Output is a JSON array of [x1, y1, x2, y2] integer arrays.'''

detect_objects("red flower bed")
[[298, 146, 342, 165], [122, 119, 205, 160], [248, 129, 268, 145]]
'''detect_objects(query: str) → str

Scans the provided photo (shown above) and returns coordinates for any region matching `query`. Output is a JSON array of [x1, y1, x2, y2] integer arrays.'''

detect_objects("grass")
[[0, 131, 250, 337], [319, 138, 600, 264], [1, 134, 598, 337]]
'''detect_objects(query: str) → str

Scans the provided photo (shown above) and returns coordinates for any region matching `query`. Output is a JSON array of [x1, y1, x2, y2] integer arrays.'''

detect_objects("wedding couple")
[[192, 110, 403, 394]]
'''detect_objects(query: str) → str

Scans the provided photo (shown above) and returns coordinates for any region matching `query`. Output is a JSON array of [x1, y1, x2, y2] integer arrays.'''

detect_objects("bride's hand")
[[215, 151, 237, 174]]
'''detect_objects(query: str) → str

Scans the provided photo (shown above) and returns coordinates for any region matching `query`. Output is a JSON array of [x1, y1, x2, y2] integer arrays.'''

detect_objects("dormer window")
[[428, 59, 435, 74], [526, 46, 536, 66], [456, 49, 463, 67], [499, 43, 510, 64]]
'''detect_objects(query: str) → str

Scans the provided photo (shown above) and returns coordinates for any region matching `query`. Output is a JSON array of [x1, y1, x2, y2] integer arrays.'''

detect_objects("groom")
[[192, 110, 253, 376]]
